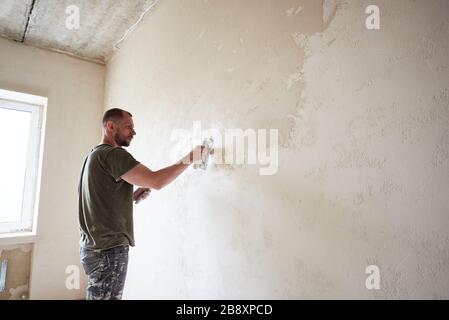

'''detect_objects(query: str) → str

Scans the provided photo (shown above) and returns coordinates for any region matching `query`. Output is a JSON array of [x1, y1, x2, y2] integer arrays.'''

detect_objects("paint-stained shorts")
[[80, 245, 129, 300]]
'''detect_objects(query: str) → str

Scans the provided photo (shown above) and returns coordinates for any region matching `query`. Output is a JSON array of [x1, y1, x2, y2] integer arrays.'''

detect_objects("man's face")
[[113, 113, 136, 147]]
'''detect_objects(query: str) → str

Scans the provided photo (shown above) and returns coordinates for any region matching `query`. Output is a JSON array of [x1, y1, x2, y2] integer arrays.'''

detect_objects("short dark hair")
[[102, 108, 132, 126]]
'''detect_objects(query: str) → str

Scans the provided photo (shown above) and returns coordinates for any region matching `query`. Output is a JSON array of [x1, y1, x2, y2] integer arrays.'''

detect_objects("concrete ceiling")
[[0, 0, 158, 64]]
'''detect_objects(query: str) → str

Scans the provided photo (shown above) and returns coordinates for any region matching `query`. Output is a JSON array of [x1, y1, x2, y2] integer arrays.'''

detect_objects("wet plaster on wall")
[[105, 0, 331, 299], [0, 244, 32, 300], [107, 0, 323, 147], [105, 0, 449, 299]]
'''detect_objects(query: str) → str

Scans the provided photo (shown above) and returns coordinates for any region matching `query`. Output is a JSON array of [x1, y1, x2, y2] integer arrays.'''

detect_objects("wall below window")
[[0, 38, 105, 299], [0, 244, 32, 300]]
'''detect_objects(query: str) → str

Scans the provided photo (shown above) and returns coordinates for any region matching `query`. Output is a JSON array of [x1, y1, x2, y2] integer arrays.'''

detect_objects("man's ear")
[[106, 120, 115, 132]]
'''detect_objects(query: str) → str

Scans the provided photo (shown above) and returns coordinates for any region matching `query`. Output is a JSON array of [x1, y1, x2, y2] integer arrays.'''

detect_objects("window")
[[0, 89, 46, 235]]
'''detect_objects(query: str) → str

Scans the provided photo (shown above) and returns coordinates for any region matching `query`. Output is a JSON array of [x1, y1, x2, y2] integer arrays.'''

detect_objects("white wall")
[[104, 0, 449, 299], [0, 38, 105, 299]]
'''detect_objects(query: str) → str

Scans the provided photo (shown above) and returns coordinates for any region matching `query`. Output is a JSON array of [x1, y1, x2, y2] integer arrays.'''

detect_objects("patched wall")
[[0, 244, 32, 300], [104, 0, 449, 299]]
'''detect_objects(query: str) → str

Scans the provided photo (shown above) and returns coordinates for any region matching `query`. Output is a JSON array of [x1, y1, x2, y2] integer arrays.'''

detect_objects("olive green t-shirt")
[[78, 144, 140, 250]]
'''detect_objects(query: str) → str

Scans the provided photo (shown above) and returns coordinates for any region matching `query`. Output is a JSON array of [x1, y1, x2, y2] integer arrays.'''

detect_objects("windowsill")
[[0, 232, 37, 245]]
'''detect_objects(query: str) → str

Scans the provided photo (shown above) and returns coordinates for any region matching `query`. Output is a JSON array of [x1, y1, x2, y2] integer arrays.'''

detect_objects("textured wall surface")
[[0, 0, 159, 63], [0, 0, 32, 41], [0, 37, 105, 299], [105, 0, 449, 299]]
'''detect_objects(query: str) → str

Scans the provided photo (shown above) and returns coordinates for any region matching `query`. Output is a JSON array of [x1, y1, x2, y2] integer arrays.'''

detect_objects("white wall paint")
[[0, 38, 105, 299], [105, 0, 449, 299]]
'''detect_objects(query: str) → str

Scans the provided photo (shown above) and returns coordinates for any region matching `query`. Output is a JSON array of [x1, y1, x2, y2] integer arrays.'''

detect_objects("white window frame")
[[0, 89, 47, 239]]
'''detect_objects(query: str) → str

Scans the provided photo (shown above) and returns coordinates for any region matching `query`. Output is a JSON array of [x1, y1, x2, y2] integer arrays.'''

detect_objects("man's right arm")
[[121, 146, 203, 190]]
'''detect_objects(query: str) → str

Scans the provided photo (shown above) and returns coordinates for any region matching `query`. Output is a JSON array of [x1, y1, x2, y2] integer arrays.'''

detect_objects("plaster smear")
[[9, 285, 29, 300], [105, 0, 449, 299], [286, 6, 303, 16]]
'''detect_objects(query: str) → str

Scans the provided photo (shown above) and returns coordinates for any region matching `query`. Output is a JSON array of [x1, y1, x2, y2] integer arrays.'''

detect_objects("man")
[[78, 108, 205, 300]]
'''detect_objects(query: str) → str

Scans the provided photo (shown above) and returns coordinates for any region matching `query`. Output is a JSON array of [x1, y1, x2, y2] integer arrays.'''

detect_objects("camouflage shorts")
[[80, 245, 129, 300]]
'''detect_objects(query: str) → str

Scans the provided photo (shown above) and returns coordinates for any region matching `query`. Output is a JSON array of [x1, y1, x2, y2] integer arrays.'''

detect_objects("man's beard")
[[114, 131, 130, 147]]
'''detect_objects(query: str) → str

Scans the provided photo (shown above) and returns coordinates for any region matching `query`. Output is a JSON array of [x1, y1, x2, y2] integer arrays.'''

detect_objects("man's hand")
[[187, 145, 206, 164], [133, 187, 151, 204]]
